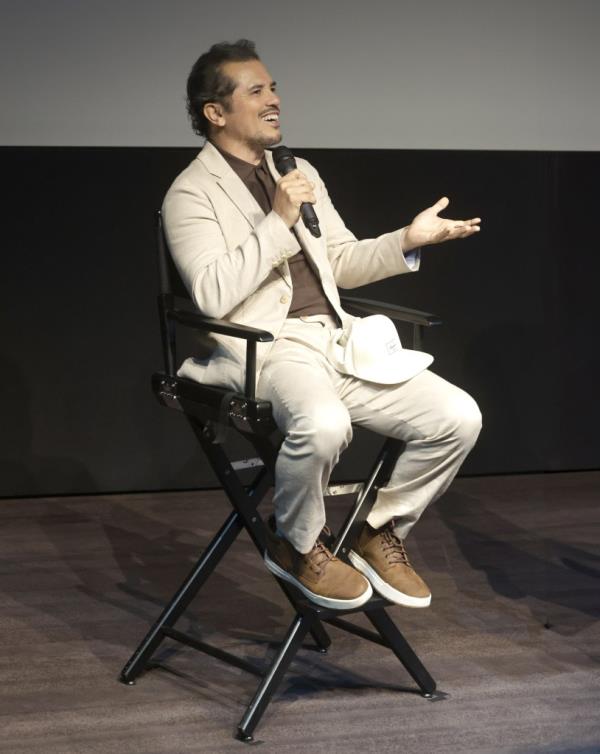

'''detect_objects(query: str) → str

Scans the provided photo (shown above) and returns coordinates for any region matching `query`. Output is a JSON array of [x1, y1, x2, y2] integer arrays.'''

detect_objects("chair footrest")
[[293, 593, 392, 618]]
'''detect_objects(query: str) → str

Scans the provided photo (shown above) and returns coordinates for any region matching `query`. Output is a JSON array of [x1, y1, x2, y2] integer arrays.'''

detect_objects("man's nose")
[[267, 91, 281, 109]]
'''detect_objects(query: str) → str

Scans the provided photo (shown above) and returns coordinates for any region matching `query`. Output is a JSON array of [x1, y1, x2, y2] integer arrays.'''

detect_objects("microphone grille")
[[272, 145, 296, 175]]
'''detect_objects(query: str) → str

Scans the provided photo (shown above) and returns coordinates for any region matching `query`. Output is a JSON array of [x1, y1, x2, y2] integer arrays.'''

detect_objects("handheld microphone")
[[272, 146, 321, 238]]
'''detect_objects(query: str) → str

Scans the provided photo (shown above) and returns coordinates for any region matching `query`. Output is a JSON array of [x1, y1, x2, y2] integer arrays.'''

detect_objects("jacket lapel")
[[199, 142, 293, 288], [197, 141, 264, 229], [263, 150, 294, 287], [264, 153, 347, 324]]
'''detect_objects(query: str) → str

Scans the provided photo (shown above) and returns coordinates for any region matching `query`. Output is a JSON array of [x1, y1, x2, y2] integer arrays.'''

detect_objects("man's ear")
[[203, 102, 226, 129]]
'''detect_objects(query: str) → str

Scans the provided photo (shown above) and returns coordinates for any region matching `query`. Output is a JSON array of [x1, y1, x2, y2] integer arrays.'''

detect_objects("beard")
[[247, 128, 282, 150]]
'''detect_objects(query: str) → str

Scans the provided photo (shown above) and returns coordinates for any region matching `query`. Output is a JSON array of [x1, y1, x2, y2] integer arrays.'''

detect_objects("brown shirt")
[[212, 143, 337, 320]]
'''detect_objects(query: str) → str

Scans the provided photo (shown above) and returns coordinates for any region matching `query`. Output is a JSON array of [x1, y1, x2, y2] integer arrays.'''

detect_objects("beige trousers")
[[257, 315, 482, 554]]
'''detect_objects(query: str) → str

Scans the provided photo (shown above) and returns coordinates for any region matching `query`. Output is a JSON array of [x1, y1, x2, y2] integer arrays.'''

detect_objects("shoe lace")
[[380, 522, 411, 566], [319, 523, 335, 548], [307, 540, 336, 571]]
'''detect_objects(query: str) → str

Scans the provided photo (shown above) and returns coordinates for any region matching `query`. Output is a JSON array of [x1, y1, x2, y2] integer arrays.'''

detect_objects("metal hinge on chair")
[[155, 375, 181, 409], [325, 482, 364, 496], [231, 457, 264, 471]]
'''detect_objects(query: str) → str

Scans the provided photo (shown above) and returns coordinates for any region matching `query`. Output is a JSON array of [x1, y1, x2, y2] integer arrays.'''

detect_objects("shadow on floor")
[[435, 489, 600, 634]]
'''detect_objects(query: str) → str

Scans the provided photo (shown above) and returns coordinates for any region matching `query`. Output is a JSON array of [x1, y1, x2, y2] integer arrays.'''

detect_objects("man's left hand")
[[404, 197, 481, 251]]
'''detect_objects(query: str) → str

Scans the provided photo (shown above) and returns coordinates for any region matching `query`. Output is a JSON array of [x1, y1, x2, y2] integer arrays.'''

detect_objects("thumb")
[[433, 196, 450, 212]]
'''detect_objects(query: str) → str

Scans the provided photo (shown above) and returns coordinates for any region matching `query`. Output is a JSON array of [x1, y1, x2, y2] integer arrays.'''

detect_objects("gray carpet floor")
[[1, 471, 599, 753]]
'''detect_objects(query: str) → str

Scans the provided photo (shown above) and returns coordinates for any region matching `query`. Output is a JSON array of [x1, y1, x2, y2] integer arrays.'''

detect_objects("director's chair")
[[119, 211, 442, 741]]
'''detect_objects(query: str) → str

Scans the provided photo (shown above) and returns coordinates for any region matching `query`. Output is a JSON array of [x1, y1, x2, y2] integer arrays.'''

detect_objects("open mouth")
[[261, 112, 280, 127]]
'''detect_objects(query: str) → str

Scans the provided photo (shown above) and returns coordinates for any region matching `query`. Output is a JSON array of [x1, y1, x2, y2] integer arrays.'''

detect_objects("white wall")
[[1, 0, 599, 149]]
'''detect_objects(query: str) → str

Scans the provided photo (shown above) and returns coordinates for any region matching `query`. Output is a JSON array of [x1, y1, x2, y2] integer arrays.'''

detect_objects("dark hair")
[[186, 39, 260, 138]]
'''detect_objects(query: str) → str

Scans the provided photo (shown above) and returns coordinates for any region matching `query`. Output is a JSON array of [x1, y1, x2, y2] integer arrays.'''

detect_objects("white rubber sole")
[[348, 551, 431, 608], [264, 552, 373, 610]]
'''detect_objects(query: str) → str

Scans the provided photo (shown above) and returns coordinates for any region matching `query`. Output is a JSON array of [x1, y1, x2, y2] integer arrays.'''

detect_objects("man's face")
[[213, 59, 281, 150]]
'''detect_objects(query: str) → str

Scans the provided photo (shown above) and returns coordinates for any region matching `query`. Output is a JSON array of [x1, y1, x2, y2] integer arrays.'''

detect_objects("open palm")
[[405, 197, 481, 249]]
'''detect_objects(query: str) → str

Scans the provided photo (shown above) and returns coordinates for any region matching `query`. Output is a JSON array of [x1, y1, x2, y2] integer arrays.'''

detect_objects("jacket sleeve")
[[161, 177, 298, 319], [309, 166, 421, 289]]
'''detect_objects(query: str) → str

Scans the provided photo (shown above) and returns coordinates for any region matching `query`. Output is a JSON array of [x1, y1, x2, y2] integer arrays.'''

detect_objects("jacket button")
[[280, 295, 289, 304]]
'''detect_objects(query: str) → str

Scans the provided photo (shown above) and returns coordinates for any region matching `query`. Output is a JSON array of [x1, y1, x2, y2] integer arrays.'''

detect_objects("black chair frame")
[[119, 211, 443, 741]]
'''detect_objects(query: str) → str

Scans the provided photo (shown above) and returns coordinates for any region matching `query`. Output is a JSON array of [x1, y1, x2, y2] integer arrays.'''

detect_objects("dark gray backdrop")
[[2, 146, 598, 498]]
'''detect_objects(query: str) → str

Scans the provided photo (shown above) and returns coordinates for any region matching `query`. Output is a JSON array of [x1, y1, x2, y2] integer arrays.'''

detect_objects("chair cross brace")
[[119, 412, 436, 742]]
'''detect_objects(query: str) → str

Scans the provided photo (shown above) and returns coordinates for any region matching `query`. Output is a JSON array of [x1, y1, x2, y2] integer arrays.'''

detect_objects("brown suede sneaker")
[[264, 522, 372, 610], [349, 521, 431, 608]]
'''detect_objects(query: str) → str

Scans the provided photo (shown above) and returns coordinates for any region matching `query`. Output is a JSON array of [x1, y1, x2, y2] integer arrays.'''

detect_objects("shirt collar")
[[209, 141, 268, 180]]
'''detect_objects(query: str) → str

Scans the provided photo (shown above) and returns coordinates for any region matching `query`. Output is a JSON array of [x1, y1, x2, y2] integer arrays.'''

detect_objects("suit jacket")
[[161, 140, 420, 393]]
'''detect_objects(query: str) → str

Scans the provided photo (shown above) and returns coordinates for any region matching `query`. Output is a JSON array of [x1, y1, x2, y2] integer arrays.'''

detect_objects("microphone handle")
[[273, 147, 321, 238], [300, 202, 321, 238]]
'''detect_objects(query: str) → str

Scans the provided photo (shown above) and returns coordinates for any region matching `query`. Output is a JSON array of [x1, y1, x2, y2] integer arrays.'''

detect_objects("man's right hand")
[[272, 169, 317, 229]]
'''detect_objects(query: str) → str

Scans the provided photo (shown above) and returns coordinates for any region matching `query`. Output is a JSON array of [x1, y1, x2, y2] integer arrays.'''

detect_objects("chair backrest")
[[156, 209, 190, 376], [156, 210, 190, 301]]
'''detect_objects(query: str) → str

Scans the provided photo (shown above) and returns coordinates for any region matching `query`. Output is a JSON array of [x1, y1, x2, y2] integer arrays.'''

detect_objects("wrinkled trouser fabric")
[[257, 315, 482, 554]]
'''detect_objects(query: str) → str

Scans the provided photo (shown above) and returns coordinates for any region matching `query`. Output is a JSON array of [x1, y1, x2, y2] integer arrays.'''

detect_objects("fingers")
[[451, 217, 481, 235], [430, 218, 481, 244], [277, 171, 316, 205], [433, 197, 481, 235], [273, 170, 317, 227], [451, 222, 480, 238], [433, 196, 450, 212], [278, 168, 313, 188], [284, 186, 317, 206]]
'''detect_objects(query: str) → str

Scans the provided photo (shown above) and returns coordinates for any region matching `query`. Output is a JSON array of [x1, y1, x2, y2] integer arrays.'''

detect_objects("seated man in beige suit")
[[162, 40, 482, 612]]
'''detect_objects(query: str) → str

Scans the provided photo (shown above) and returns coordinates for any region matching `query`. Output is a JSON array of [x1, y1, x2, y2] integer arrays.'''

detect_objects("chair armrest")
[[340, 295, 441, 351], [340, 296, 442, 327], [159, 297, 274, 399], [167, 308, 274, 343]]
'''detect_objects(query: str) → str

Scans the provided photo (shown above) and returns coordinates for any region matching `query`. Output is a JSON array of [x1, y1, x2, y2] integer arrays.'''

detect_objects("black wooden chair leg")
[[366, 608, 436, 695], [119, 510, 243, 683], [307, 617, 331, 652], [237, 614, 313, 742]]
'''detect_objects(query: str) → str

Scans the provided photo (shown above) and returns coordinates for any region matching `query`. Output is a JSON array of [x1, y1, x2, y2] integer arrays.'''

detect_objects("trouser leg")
[[338, 368, 482, 539], [257, 322, 352, 554]]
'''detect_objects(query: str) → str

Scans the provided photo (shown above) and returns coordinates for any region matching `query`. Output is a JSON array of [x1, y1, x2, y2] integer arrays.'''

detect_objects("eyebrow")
[[247, 81, 277, 91]]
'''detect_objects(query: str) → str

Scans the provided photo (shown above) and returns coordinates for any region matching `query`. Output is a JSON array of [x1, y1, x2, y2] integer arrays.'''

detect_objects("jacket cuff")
[[395, 227, 421, 272]]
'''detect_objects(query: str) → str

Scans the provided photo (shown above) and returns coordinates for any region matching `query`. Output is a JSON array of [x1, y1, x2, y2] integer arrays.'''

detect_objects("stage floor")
[[1, 471, 599, 752]]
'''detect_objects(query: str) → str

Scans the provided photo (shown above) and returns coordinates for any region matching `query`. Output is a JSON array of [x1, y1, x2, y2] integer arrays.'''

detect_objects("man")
[[162, 39, 482, 612]]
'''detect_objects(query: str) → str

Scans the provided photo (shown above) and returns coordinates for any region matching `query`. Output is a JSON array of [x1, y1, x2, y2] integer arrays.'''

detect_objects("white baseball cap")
[[327, 315, 433, 384]]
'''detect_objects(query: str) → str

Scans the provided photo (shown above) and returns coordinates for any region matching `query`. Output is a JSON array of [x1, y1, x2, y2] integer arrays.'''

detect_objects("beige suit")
[[161, 140, 419, 393], [162, 141, 482, 553]]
